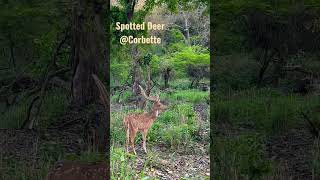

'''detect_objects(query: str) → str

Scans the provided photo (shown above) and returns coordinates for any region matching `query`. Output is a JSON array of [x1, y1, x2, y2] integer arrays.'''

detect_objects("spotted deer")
[[123, 85, 167, 155]]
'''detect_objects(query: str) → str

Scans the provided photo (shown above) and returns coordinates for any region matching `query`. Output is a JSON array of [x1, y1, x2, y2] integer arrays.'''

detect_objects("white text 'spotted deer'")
[[123, 85, 167, 155]]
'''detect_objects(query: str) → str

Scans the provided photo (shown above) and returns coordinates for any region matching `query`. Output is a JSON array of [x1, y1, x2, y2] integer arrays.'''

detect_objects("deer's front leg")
[[142, 129, 148, 153]]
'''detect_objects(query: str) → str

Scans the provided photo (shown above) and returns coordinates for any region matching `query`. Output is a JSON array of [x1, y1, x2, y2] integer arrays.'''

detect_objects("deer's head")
[[138, 85, 168, 116]]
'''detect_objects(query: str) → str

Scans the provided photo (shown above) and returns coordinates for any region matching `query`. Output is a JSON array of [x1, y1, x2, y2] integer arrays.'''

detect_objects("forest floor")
[[1, 101, 210, 179], [133, 142, 210, 179], [266, 125, 314, 179], [215, 120, 315, 180], [1, 130, 209, 180], [111, 101, 210, 179]]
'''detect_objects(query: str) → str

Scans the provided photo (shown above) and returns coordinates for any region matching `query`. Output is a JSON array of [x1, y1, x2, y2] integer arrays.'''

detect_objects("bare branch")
[[92, 74, 109, 110], [138, 85, 158, 102]]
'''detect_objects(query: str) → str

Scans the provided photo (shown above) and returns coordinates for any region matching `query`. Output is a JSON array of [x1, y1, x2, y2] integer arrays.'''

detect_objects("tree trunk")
[[131, 45, 141, 96], [71, 0, 106, 107], [125, 0, 136, 22], [71, 0, 108, 153], [123, 0, 142, 105], [182, 12, 190, 45], [164, 68, 170, 88]]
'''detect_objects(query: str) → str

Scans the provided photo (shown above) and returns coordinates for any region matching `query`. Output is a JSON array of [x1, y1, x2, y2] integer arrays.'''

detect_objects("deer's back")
[[46, 161, 108, 180], [123, 113, 154, 130]]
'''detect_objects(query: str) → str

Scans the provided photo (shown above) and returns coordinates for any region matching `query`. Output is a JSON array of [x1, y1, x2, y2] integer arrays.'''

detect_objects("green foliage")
[[111, 147, 154, 180], [1, 158, 52, 180], [39, 141, 64, 162], [155, 44, 209, 79], [164, 28, 185, 44], [312, 138, 320, 179], [169, 78, 192, 90], [64, 151, 106, 163], [0, 0, 67, 77], [213, 88, 320, 134], [213, 54, 258, 90], [213, 0, 320, 54], [111, 111, 127, 145], [0, 88, 68, 129], [212, 134, 272, 179], [0, 141, 65, 180], [147, 103, 199, 148], [161, 89, 209, 104], [38, 89, 69, 128], [0, 101, 28, 128]]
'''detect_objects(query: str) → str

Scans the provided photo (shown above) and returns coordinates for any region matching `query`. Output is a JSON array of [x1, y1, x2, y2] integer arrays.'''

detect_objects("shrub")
[[148, 103, 198, 148]]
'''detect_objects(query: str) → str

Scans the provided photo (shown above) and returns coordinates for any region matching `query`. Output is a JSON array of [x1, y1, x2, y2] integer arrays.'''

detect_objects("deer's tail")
[[123, 118, 130, 148], [123, 118, 129, 134]]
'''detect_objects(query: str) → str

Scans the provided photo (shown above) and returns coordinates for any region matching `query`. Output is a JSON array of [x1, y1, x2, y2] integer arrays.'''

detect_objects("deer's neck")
[[149, 107, 159, 119]]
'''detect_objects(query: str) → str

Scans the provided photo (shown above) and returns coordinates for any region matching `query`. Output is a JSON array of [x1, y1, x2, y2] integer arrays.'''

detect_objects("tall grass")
[[0, 140, 65, 180], [161, 89, 209, 104], [212, 88, 320, 179], [0, 158, 52, 180], [212, 88, 320, 134], [110, 147, 155, 179], [212, 134, 272, 180], [0, 88, 68, 129], [312, 138, 320, 179]]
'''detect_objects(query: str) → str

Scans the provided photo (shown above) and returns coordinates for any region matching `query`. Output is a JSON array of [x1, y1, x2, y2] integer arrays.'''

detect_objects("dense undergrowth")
[[211, 87, 320, 179], [0, 88, 68, 129]]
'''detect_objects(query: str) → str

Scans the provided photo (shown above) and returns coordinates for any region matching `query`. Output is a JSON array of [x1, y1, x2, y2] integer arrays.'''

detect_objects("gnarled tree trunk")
[[71, 0, 108, 153], [71, 0, 106, 107]]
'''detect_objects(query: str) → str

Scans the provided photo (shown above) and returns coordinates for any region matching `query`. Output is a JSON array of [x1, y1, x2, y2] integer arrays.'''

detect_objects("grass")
[[161, 89, 209, 104], [1, 140, 64, 180], [212, 88, 320, 179], [111, 83, 209, 105], [312, 138, 320, 179], [212, 134, 272, 180], [0, 88, 68, 129], [212, 88, 320, 135], [1, 158, 52, 180], [111, 146, 156, 180], [1, 148, 110, 180]]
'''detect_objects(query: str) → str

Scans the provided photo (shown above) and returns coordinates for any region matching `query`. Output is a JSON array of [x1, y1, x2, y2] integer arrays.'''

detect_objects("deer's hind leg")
[[129, 129, 137, 155], [141, 129, 148, 153], [125, 125, 130, 153]]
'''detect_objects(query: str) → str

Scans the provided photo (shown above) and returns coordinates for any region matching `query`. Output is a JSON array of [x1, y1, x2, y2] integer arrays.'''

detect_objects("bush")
[[148, 103, 198, 148]]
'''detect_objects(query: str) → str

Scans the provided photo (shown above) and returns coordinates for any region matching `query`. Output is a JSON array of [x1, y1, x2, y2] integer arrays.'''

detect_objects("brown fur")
[[123, 86, 167, 154]]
